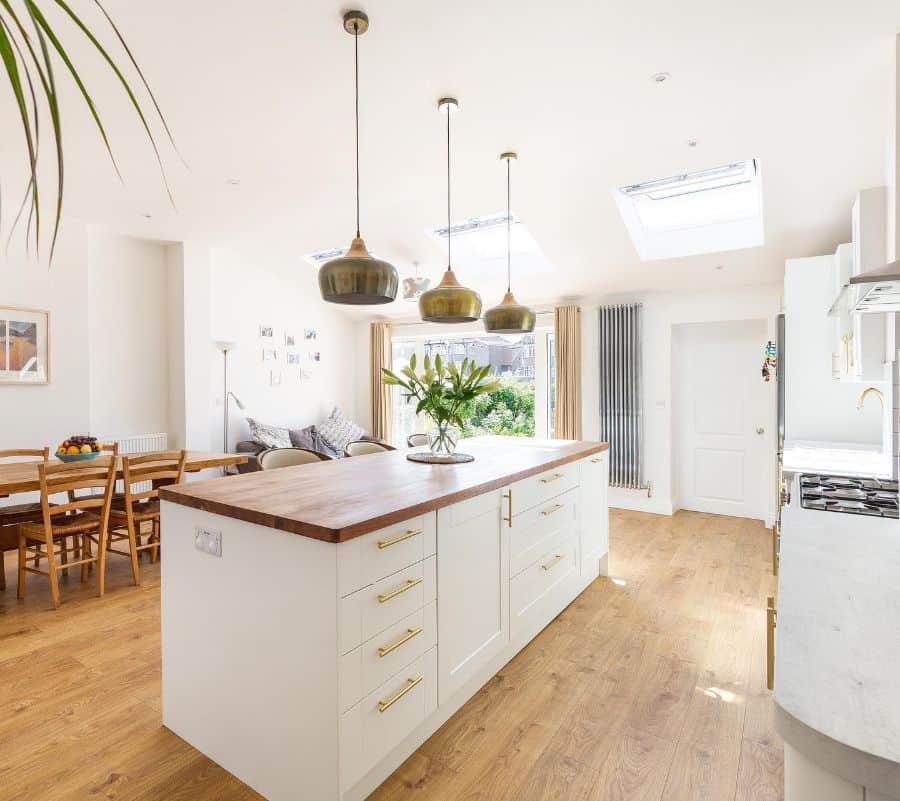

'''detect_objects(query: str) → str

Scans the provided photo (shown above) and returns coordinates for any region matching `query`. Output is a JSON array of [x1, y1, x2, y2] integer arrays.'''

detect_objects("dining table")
[[0, 451, 247, 496]]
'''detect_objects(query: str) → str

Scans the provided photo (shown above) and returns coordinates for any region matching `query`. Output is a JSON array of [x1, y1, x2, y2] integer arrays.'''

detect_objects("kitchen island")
[[159, 437, 610, 801], [775, 476, 900, 801]]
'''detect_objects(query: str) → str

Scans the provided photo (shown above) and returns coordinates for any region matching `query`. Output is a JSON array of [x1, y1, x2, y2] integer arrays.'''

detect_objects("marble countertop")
[[782, 440, 892, 479], [775, 477, 900, 792]]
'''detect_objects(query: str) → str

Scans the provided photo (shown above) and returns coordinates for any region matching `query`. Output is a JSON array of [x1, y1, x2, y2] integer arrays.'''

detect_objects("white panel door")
[[673, 319, 768, 519], [437, 490, 508, 704]]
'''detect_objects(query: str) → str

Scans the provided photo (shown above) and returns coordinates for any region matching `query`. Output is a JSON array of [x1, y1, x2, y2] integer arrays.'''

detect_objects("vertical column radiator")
[[598, 304, 644, 489]]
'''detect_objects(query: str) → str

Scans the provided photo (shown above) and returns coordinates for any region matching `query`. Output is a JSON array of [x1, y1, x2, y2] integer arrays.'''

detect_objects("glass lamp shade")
[[483, 291, 536, 334], [318, 236, 399, 305], [402, 275, 431, 301], [418, 267, 482, 323]]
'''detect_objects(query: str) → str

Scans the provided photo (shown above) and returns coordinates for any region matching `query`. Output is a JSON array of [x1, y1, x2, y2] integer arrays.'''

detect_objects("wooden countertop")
[[160, 437, 608, 542]]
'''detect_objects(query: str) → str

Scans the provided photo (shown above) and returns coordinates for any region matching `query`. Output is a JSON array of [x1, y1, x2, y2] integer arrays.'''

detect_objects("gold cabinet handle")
[[377, 529, 422, 549], [378, 676, 423, 713], [540, 503, 564, 517], [541, 554, 564, 571], [590, 455, 605, 463], [377, 577, 422, 604], [378, 626, 423, 658], [540, 472, 563, 484], [503, 490, 512, 528], [766, 596, 777, 691]]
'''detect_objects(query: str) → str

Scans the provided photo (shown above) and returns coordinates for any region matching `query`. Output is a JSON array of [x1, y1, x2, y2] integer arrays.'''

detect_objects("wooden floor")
[[0, 510, 782, 801]]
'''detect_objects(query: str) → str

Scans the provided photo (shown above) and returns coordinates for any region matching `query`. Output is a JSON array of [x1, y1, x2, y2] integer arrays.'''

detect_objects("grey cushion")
[[247, 418, 292, 449], [317, 408, 365, 453]]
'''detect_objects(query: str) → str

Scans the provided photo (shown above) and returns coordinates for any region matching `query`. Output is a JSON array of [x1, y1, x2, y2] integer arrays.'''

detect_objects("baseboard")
[[608, 487, 673, 516]]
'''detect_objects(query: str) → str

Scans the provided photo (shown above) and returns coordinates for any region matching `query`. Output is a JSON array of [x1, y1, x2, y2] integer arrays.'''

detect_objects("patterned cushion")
[[247, 418, 292, 449], [317, 408, 365, 453]]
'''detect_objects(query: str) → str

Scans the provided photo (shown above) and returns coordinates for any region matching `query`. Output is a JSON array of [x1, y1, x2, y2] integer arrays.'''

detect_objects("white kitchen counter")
[[775, 479, 900, 797], [782, 440, 892, 479]]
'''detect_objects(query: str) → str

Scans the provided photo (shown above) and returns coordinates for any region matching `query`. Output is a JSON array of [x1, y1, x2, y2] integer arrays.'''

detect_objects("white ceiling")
[[2, 0, 899, 319]]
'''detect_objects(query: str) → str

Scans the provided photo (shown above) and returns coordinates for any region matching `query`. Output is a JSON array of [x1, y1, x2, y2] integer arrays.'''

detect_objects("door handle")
[[755, 427, 765, 435]]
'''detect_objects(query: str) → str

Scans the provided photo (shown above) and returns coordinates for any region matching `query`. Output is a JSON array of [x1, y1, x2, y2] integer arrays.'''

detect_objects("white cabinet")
[[436, 489, 508, 704], [580, 452, 609, 576]]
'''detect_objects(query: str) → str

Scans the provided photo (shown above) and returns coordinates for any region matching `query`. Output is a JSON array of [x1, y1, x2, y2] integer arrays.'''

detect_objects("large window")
[[391, 329, 554, 446]]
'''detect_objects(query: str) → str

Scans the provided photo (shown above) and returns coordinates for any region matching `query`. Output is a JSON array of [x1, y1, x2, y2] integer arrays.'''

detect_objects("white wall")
[[784, 256, 885, 447], [210, 246, 358, 449], [0, 222, 91, 450], [581, 284, 782, 519], [88, 233, 170, 440]]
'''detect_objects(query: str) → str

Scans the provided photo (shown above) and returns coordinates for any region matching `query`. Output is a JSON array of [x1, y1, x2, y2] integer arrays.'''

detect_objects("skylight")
[[614, 159, 764, 260]]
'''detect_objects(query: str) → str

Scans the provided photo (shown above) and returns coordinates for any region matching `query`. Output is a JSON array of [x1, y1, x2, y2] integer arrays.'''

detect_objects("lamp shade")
[[483, 291, 536, 334], [318, 237, 399, 305], [418, 267, 482, 323]]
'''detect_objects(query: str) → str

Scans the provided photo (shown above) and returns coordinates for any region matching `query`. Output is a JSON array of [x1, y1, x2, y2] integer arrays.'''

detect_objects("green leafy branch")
[[382, 353, 502, 433], [1, 0, 179, 262]]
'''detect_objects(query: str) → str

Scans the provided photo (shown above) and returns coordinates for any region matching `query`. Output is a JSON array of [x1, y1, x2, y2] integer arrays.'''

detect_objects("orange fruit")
[[66, 446, 81, 455]]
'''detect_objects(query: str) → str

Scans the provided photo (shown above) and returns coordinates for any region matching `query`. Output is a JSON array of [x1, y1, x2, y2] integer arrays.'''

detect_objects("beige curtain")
[[370, 321, 392, 442], [554, 305, 582, 440]]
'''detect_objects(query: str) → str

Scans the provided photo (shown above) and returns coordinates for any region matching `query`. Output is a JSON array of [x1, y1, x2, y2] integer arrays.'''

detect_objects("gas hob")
[[799, 474, 899, 519]]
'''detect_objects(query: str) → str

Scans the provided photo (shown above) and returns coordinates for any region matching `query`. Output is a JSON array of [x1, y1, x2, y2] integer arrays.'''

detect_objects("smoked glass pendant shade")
[[319, 236, 398, 305], [419, 268, 482, 323], [483, 290, 536, 333]]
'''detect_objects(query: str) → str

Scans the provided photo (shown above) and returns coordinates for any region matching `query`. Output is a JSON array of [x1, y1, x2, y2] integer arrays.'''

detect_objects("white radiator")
[[111, 432, 168, 455]]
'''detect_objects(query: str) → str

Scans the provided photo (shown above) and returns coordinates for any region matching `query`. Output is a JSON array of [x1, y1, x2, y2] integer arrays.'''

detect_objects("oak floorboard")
[[0, 509, 781, 801]]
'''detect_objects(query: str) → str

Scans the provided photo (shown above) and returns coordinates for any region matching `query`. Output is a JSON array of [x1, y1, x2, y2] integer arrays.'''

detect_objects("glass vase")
[[429, 421, 459, 457]]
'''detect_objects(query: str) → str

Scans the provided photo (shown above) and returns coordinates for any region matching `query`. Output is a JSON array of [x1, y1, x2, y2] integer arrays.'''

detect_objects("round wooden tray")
[[406, 452, 474, 464]]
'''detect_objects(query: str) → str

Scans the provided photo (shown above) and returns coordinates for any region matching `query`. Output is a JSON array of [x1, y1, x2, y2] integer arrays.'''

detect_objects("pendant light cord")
[[506, 157, 511, 292], [354, 22, 360, 238], [446, 108, 451, 271]]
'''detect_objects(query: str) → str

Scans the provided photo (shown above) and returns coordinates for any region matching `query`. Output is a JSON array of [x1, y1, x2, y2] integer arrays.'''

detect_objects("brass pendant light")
[[483, 152, 536, 334], [418, 97, 482, 323], [318, 11, 398, 305]]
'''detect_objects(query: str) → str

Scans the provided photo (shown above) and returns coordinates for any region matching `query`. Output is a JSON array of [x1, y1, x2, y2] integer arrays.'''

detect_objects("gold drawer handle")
[[378, 626, 423, 658], [378, 676, 423, 713], [540, 503, 564, 517], [377, 577, 422, 604], [590, 457, 604, 463], [540, 472, 563, 484], [503, 490, 512, 528], [766, 596, 777, 691], [377, 528, 422, 549], [541, 554, 564, 571]]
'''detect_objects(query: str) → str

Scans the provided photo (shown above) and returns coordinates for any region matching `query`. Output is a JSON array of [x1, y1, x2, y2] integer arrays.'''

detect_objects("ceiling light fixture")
[[318, 10, 398, 305], [651, 72, 670, 83], [418, 98, 482, 323], [483, 152, 535, 334], [403, 261, 431, 301]]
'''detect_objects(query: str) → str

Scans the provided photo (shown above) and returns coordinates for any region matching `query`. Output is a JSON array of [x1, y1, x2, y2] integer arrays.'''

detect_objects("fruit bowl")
[[57, 450, 102, 463]]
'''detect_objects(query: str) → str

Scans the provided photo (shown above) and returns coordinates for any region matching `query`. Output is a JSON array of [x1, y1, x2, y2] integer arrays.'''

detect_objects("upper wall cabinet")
[[827, 188, 889, 382]]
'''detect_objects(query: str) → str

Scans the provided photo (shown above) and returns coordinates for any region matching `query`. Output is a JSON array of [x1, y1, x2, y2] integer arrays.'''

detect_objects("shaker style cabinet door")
[[580, 453, 609, 575], [436, 490, 508, 705]]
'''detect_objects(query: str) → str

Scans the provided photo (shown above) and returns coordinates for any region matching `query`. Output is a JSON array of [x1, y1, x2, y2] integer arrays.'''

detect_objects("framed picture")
[[262, 348, 278, 362], [284, 332, 296, 347], [304, 328, 318, 341], [269, 370, 282, 386], [259, 325, 274, 338], [0, 306, 49, 385], [308, 351, 321, 362], [286, 351, 301, 365]]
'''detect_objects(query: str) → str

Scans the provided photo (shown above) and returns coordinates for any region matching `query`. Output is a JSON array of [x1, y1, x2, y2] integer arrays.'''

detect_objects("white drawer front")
[[340, 647, 438, 790], [339, 556, 436, 655], [338, 514, 435, 598], [509, 487, 578, 577], [340, 601, 437, 712], [508, 462, 579, 517], [510, 531, 578, 638]]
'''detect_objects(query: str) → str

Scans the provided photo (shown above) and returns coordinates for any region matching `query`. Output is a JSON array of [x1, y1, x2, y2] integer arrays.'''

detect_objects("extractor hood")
[[849, 260, 900, 313]]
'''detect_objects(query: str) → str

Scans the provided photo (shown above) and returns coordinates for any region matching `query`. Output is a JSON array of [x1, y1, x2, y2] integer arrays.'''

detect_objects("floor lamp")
[[215, 340, 245, 469]]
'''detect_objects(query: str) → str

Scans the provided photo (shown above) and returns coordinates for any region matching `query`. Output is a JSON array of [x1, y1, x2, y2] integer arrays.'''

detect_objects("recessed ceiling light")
[[225, 178, 241, 186], [651, 72, 670, 83], [715, 264, 724, 270], [687, 139, 698, 148], [141, 213, 152, 219]]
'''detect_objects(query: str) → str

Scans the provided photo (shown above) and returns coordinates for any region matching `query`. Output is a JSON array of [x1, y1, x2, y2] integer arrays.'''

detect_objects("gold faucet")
[[856, 386, 885, 411]]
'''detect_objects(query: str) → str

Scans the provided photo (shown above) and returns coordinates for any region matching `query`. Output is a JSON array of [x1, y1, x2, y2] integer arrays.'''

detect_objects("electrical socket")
[[194, 526, 222, 557]]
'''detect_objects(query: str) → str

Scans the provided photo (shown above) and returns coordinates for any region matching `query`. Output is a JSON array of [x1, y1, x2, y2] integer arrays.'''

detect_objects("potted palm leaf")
[[382, 354, 500, 462]]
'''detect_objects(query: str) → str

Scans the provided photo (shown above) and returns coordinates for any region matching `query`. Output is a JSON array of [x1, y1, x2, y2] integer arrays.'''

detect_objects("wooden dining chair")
[[258, 447, 331, 470], [17, 456, 117, 609], [66, 441, 119, 570], [0, 447, 50, 591], [344, 440, 396, 457], [104, 450, 187, 585], [407, 433, 430, 448]]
